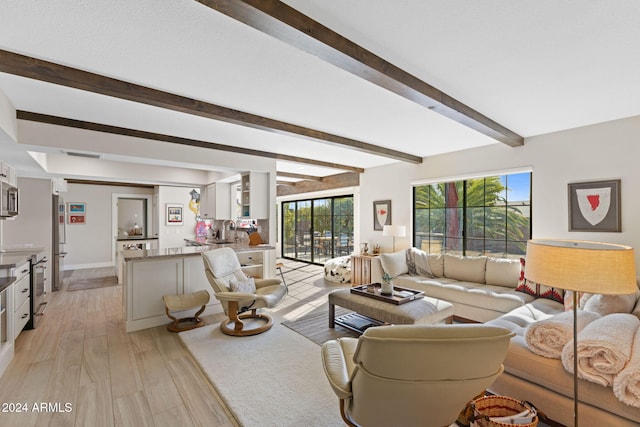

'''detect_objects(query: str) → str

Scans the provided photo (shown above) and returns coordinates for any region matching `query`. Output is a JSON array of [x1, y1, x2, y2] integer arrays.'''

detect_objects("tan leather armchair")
[[321, 324, 514, 427], [202, 247, 286, 336]]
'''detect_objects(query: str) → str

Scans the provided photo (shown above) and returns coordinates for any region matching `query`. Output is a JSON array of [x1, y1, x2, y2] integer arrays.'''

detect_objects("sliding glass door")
[[281, 195, 353, 264]]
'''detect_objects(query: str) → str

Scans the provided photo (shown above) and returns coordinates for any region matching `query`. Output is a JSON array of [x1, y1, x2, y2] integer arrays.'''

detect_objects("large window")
[[414, 172, 531, 258], [282, 196, 354, 264]]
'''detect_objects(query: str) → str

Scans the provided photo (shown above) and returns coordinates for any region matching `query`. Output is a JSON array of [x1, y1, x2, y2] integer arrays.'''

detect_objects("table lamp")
[[382, 225, 406, 252], [524, 239, 636, 426]]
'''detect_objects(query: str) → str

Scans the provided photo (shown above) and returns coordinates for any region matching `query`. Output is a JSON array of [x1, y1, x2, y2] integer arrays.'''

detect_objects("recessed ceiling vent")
[[65, 151, 101, 159]]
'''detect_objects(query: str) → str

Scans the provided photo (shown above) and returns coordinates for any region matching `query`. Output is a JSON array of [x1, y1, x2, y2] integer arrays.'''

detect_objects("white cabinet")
[[240, 172, 269, 219], [0, 161, 16, 186], [0, 285, 11, 378], [183, 256, 211, 295], [12, 261, 30, 339], [237, 251, 264, 279], [0, 287, 8, 350], [130, 258, 183, 320], [116, 239, 158, 284], [0, 161, 9, 184], [200, 182, 231, 220]]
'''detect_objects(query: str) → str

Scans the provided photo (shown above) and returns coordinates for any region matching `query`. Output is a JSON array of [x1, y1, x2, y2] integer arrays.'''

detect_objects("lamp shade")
[[525, 239, 637, 294], [382, 225, 406, 237]]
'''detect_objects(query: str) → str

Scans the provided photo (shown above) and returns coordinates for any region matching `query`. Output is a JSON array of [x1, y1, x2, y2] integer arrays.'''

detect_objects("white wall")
[[1, 178, 53, 292], [156, 185, 200, 249], [359, 115, 640, 265], [63, 183, 154, 269]]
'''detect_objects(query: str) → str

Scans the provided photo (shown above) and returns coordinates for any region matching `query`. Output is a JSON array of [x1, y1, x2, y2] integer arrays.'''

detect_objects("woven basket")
[[471, 395, 538, 427]]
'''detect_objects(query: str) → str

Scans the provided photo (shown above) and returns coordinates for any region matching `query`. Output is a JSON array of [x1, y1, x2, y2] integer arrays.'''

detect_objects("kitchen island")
[[122, 242, 275, 332]]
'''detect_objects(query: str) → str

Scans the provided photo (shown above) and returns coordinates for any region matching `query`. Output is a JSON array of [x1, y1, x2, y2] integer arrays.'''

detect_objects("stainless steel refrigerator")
[[52, 195, 66, 292]]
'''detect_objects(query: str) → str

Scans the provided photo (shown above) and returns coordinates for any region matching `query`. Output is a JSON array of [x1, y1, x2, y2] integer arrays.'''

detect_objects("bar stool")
[[162, 290, 210, 332]]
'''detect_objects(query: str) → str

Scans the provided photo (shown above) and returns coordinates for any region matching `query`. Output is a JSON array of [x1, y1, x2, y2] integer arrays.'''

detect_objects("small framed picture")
[[68, 214, 86, 224], [166, 204, 184, 225], [373, 200, 392, 231], [568, 179, 621, 232], [68, 202, 86, 214]]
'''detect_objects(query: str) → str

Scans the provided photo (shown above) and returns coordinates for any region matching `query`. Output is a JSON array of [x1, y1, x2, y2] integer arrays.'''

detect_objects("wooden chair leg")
[[339, 399, 358, 427]]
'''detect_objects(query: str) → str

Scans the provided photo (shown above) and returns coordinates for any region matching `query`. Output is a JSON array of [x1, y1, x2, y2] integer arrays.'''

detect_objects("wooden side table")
[[351, 254, 379, 286]]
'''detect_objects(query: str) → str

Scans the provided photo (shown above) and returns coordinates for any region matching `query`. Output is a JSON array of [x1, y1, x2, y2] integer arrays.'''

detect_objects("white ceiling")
[[0, 0, 639, 185]]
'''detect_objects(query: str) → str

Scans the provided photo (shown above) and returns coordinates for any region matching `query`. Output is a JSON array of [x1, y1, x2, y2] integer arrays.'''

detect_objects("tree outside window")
[[414, 173, 531, 258]]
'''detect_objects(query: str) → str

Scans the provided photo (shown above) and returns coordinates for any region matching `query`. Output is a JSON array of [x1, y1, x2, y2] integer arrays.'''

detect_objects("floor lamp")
[[382, 225, 406, 252], [524, 239, 636, 427]]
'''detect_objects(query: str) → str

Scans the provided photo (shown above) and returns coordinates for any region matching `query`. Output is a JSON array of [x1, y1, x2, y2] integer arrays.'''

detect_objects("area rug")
[[282, 305, 360, 345], [66, 275, 119, 291], [179, 322, 344, 426]]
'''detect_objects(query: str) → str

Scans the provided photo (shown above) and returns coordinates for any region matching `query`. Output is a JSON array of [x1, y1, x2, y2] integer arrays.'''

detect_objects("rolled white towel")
[[525, 310, 601, 359], [613, 326, 640, 407], [562, 313, 640, 386]]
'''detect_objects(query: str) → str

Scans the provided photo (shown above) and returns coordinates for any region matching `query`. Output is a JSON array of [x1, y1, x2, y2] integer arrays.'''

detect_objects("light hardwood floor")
[[0, 261, 330, 427]]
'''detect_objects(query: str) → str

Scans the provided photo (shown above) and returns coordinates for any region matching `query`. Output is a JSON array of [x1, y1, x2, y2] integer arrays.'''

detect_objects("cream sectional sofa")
[[486, 295, 640, 426], [370, 249, 532, 322], [371, 248, 640, 425]]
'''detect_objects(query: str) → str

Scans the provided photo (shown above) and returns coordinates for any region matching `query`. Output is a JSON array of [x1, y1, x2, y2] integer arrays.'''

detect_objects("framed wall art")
[[373, 200, 392, 230], [568, 179, 621, 232], [68, 214, 86, 224], [67, 202, 86, 224], [166, 203, 184, 226]]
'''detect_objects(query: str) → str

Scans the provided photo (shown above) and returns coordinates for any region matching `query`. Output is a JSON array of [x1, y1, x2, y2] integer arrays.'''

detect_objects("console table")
[[350, 254, 379, 285]]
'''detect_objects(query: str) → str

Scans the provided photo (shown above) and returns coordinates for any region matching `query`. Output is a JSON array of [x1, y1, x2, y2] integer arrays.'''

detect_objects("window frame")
[[412, 171, 532, 258]]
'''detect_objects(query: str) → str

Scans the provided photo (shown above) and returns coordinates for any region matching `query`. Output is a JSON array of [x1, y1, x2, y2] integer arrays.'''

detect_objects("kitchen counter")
[[0, 252, 33, 269], [0, 276, 15, 293], [0, 246, 44, 269], [122, 241, 275, 262]]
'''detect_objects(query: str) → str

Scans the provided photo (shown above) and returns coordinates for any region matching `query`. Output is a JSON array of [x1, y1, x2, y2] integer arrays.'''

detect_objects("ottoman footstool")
[[328, 288, 454, 331], [163, 290, 210, 332]]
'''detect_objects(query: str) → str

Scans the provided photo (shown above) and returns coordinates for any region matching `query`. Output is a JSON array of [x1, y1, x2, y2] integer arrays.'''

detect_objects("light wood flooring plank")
[[0, 262, 324, 426], [135, 348, 183, 415], [74, 381, 114, 427], [152, 405, 195, 427], [167, 356, 237, 427], [107, 341, 144, 400], [113, 390, 154, 427]]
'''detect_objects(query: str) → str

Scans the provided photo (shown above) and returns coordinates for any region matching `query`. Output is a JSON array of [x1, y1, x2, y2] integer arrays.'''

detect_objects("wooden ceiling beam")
[[17, 111, 365, 173], [0, 49, 421, 164], [199, 0, 523, 147], [277, 171, 323, 181], [276, 171, 360, 197]]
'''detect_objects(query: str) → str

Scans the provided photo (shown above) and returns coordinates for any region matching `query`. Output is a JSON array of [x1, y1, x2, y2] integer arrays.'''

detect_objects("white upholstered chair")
[[202, 247, 286, 336], [321, 324, 514, 427]]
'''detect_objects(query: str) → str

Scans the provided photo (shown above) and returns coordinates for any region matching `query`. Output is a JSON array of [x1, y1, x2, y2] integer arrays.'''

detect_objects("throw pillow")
[[537, 284, 565, 304], [379, 251, 409, 278], [427, 253, 445, 277], [443, 254, 487, 283], [229, 277, 256, 293], [485, 258, 521, 288], [516, 257, 564, 303], [583, 292, 639, 316]]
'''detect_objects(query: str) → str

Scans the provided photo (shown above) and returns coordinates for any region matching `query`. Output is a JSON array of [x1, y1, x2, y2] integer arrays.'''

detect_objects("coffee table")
[[328, 287, 454, 333]]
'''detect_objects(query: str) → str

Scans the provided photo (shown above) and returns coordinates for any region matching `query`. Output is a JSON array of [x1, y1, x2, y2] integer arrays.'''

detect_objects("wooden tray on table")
[[350, 283, 424, 305]]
